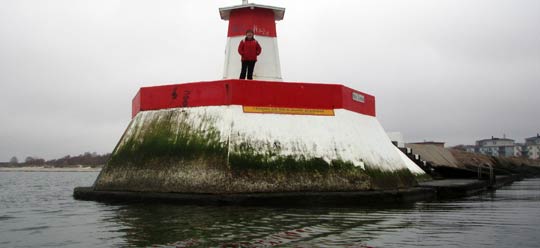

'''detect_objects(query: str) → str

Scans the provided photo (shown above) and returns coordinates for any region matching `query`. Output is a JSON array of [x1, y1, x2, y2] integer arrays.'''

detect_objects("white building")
[[514, 143, 526, 157], [524, 134, 540, 159], [466, 135, 540, 160], [473, 136, 515, 157]]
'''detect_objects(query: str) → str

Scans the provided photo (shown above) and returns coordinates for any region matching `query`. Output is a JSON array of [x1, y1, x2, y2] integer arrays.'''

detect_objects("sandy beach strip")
[[0, 166, 102, 172]]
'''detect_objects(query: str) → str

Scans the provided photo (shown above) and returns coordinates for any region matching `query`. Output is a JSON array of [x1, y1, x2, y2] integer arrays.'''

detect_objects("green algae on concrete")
[[414, 172, 433, 182], [363, 167, 418, 189], [94, 108, 423, 193], [109, 110, 227, 165], [227, 152, 373, 192], [228, 138, 423, 190], [94, 109, 230, 192]]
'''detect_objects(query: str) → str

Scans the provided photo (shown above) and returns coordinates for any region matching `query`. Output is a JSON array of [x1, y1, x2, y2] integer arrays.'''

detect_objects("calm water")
[[1, 172, 539, 248]]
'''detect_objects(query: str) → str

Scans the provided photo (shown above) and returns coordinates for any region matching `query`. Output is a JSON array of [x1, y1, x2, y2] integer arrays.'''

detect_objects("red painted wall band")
[[132, 80, 376, 118], [228, 8, 277, 37], [131, 90, 141, 118]]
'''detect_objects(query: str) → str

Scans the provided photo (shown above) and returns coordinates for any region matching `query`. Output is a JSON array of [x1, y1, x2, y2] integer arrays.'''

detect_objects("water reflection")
[[108, 179, 540, 247], [109, 203, 421, 247], [1, 172, 539, 248]]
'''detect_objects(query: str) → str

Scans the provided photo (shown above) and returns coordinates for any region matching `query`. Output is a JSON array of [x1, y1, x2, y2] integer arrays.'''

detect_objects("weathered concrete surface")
[[419, 179, 489, 198], [418, 175, 522, 199], [92, 106, 427, 194], [74, 175, 523, 205], [419, 179, 484, 187], [406, 143, 461, 168], [74, 186, 435, 206], [450, 148, 540, 176]]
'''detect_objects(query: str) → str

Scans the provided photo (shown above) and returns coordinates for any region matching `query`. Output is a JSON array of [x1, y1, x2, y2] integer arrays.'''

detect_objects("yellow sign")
[[242, 106, 335, 116]]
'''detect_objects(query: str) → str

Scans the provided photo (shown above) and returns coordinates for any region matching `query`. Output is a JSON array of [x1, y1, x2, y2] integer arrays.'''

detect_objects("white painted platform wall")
[[124, 106, 426, 175]]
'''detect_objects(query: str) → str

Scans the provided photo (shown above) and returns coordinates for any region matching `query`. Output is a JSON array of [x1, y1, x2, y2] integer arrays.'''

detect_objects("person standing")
[[238, 29, 262, 80]]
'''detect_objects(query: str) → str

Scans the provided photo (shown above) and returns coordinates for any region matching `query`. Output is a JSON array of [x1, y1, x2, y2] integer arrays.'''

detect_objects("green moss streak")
[[414, 173, 432, 182], [109, 111, 227, 166], [230, 141, 360, 173], [229, 153, 358, 173], [228, 141, 421, 188], [363, 166, 418, 189]]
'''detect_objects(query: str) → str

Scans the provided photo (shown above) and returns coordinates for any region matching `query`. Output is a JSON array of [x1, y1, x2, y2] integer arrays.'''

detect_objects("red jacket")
[[238, 38, 262, 61]]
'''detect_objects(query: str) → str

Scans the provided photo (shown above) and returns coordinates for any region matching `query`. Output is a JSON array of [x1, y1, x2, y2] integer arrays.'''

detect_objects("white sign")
[[352, 92, 365, 103]]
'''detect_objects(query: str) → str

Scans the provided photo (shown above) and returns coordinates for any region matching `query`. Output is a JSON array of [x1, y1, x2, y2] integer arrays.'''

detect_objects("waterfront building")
[[465, 145, 476, 154], [473, 136, 515, 158], [525, 134, 540, 159], [409, 141, 445, 147], [514, 143, 527, 158], [465, 135, 540, 160]]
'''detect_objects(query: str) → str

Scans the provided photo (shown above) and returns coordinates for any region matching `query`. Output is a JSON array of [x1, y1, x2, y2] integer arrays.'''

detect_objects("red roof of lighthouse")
[[219, 3, 285, 21]]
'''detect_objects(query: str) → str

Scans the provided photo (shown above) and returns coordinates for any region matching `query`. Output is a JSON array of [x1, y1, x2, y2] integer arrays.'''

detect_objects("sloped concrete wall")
[[406, 144, 461, 168], [94, 106, 426, 193]]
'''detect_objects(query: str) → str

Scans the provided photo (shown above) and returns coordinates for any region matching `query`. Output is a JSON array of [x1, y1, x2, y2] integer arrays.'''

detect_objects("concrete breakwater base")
[[74, 175, 521, 206]]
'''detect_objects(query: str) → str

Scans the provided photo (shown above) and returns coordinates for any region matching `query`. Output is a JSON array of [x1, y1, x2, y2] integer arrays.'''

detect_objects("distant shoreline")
[[0, 166, 101, 172]]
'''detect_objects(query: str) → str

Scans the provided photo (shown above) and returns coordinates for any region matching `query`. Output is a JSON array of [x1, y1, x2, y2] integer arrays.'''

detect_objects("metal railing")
[[478, 164, 495, 185]]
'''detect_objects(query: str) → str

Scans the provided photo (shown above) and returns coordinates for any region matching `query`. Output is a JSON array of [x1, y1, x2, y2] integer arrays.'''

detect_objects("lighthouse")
[[220, 0, 284, 81], [74, 1, 428, 204]]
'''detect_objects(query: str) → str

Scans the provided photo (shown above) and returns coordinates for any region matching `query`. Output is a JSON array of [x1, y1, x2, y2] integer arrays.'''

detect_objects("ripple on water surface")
[[1, 173, 540, 247]]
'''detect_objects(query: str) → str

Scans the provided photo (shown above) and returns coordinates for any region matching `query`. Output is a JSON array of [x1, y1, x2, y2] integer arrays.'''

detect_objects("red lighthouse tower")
[[220, 0, 285, 81]]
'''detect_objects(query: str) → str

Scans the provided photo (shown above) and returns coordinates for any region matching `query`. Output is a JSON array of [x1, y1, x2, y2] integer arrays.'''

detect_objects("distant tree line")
[[5, 152, 111, 168]]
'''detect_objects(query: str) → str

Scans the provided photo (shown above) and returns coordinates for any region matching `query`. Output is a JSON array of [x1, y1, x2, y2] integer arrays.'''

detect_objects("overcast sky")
[[1, 0, 539, 161]]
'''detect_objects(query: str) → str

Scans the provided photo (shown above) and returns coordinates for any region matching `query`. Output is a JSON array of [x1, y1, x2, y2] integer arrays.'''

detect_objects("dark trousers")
[[240, 60, 256, 80]]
